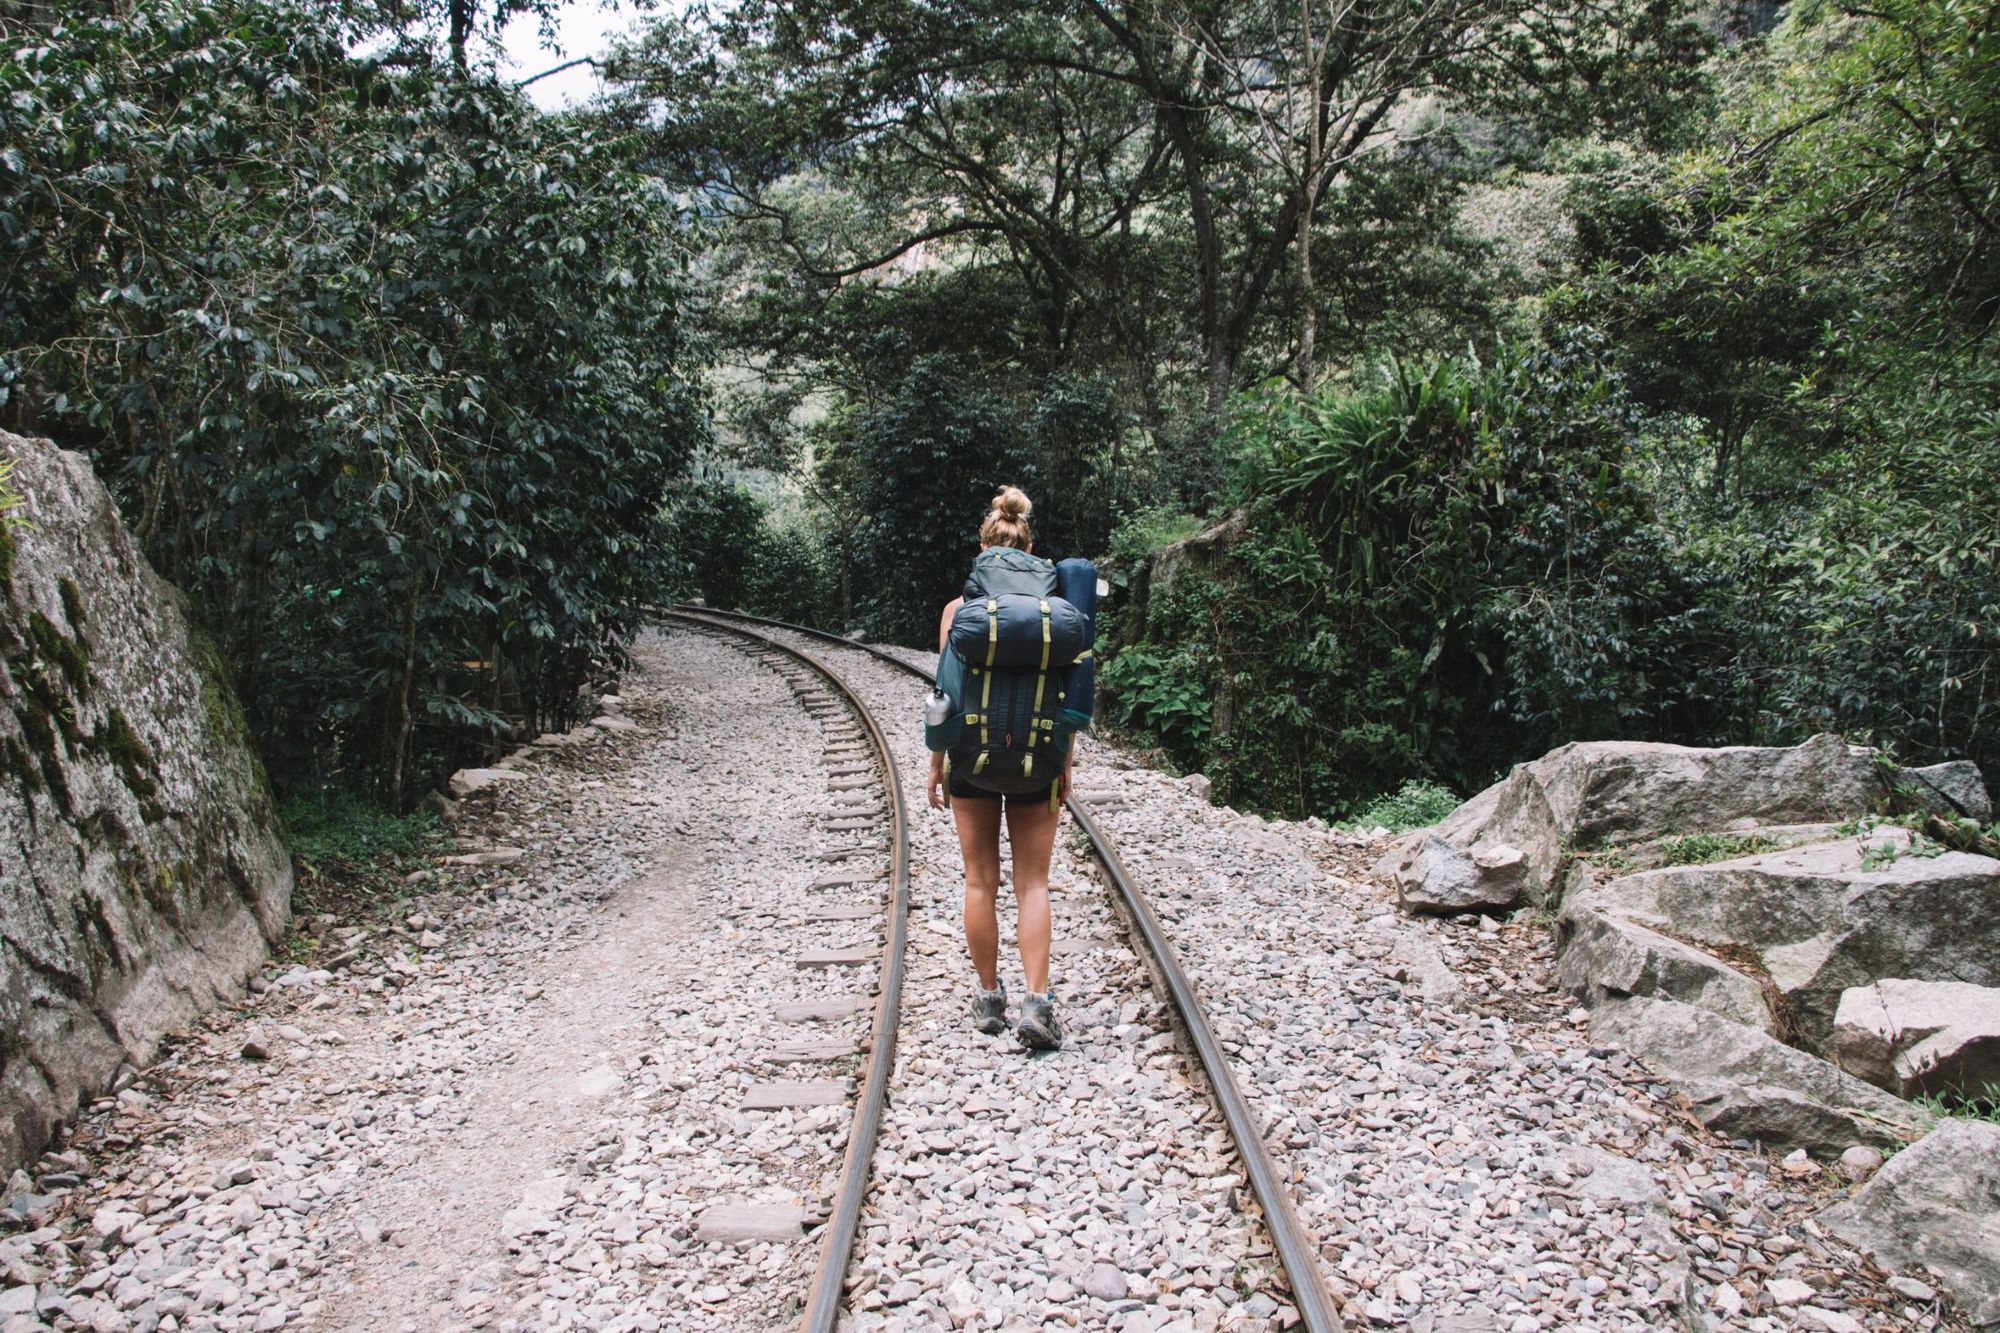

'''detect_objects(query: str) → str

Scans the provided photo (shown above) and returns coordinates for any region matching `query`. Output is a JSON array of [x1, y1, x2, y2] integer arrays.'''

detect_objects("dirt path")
[[313, 845, 701, 1332]]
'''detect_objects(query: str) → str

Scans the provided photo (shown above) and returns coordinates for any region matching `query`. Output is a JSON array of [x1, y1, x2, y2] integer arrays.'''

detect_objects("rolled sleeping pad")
[[946, 593, 1090, 670], [1053, 557, 1098, 727]]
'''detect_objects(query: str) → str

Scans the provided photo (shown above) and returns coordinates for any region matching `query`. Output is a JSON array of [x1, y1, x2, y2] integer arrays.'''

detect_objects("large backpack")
[[925, 548, 1097, 795]]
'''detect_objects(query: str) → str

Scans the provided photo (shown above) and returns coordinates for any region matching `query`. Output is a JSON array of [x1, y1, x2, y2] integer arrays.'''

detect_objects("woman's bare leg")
[[952, 797, 1005, 989], [1004, 798, 1057, 993]]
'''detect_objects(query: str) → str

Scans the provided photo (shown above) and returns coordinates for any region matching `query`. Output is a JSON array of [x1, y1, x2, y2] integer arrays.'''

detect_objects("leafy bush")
[[668, 475, 842, 627], [1109, 506, 1207, 564], [821, 358, 1132, 644], [281, 789, 446, 912], [0, 1, 708, 799], [1345, 780, 1463, 833], [1106, 334, 1733, 816], [1548, 0, 2000, 781], [1098, 643, 1213, 762]]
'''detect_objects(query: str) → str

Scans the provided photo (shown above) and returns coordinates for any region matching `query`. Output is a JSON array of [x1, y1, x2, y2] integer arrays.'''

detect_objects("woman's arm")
[[929, 598, 963, 810], [937, 596, 963, 653]]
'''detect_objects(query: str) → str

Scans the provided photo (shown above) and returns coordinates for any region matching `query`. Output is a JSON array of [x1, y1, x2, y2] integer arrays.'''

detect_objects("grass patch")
[[1657, 832, 1779, 867], [1912, 1083, 2000, 1124], [1342, 778, 1460, 834], [281, 791, 446, 912]]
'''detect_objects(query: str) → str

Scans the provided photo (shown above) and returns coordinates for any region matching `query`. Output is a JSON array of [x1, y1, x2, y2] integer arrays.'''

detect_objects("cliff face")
[[0, 430, 291, 1170]]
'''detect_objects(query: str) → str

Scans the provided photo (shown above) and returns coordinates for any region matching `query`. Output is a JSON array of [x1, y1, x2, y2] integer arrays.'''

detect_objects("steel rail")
[[651, 610, 911, 1333], [667, 605, 1345, 1333]]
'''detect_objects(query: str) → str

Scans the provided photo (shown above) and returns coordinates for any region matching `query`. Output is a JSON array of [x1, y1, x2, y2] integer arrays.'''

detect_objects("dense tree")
[[0, 0, 707, 797], [616, 0, 1709, 412]]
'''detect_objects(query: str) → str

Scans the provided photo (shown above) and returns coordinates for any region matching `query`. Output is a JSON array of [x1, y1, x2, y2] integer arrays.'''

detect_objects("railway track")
[[654, 612, 912, 1331], [656, 606, 1344, 1333]]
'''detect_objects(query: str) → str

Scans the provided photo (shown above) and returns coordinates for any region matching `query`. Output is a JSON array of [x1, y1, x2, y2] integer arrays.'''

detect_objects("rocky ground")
[[753, 626, 1978, 1333], [0, 625, 1979, 1333]]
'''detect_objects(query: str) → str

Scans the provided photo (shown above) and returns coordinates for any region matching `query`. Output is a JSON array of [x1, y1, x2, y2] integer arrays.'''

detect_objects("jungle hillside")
[[4, 0, 1996, 824]]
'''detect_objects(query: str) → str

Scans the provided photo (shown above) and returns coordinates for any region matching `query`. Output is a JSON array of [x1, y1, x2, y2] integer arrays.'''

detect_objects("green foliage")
[[281, 790, 447, 909], [284, 792, 446, 868], [1, 0, 708, 799], [1552, 0, 2000, 778], [1657, 832, 1778, 866], [1098, 644, 1213, 761], [667, 475, 841, 627], [814, 358, 1133, 644], [1109, 507, 1206, 564], [1108, 334, 1733, 815], [1345, 780, 1464, 834], [1911, 1084, 2000, 1125]]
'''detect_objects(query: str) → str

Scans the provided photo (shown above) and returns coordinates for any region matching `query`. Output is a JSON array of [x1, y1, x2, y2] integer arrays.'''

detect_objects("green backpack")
[[927, 548, 1092, 795]]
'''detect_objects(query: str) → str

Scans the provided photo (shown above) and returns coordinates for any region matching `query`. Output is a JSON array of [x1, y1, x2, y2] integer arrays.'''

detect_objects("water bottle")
[[924, 688, 950, 727]]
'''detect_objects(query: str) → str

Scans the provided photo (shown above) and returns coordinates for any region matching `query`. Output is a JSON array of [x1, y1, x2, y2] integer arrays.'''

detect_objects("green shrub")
[[1, 1, 707, 800], [1099, 644, 1213, 762], [1105, 333, 1732, 817], [283, 793, 445, 875], [1109, 506, 1206, 564], [1345, 780, 1463, 833], [668, 476, 843, 628]]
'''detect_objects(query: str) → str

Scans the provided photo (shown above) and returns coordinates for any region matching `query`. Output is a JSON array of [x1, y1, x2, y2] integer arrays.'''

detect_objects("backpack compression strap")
[[1028, 599, 1051, 760], [980, 597, 997, 756]]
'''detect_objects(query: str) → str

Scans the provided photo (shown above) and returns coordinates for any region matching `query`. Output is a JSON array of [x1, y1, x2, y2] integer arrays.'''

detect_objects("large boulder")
[[1557, 902, 1775, 1032], [1821, 1119, 2000, 1326], [1590, 997, 1923, 1155], [0, 431, 291, 1171], [1899, 761, 1994, 824], [1376, 733, 1892, 912], [1565, 837, 2000, 1045], [1829, 980, 2000, 1099], [1394, 833, 1529, 914]]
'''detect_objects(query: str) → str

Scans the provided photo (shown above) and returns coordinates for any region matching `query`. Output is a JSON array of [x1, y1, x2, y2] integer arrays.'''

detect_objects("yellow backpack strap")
[[1028, 599, 1050, 748], [984, 598, 1000, 668]]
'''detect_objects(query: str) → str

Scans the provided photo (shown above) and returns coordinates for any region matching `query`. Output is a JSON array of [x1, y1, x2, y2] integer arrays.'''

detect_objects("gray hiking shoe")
[[1017, 991, 1062, 1051], [971, 980, 1009, 1035]]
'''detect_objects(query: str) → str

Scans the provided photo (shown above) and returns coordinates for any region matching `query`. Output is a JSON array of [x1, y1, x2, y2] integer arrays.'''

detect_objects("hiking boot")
[[1017, 991, 1062, 1051], [971, 980, 1009, 1035]]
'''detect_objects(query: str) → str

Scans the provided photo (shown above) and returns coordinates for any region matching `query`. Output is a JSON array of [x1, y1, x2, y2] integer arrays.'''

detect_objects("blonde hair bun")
[[980, 485, 1034, 550]]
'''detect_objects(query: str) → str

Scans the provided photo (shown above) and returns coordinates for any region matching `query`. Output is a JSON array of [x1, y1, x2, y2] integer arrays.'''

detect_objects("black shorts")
[[948, 766, 1056, 807]]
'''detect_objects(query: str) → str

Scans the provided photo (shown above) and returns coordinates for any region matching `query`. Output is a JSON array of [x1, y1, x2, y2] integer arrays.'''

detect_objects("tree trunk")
[[389, 582, 421, 804], [448, 0, 474, 71]]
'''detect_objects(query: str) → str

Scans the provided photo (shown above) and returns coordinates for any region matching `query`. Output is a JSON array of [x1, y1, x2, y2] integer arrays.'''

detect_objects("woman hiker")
[[926, 486, 1070, 1051]]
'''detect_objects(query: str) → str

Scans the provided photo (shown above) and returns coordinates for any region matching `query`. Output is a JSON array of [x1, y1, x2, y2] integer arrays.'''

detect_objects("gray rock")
[[1569, 839, 2000, 1045], [1083, 1264, 1127, 1301], [1829, 979, 2000, 1099], [1886, 1275, 1937, 1303], [445, 767, 532, 800], [1376, 733, 1883, 906], [1590, 997, 1921, 1155], [1821, 1119, 2000, 1326], [1838, 1145, 1883, 1182], [1897, 761, 1993, 823], [1396, 836, 1529, 914], [1556, 901, 1774, 1032], [0, 430, 292, 1174]]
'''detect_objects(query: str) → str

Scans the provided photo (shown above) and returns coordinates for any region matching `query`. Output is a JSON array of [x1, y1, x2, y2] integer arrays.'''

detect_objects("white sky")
[[498, 2, 651, 109]]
